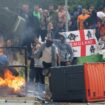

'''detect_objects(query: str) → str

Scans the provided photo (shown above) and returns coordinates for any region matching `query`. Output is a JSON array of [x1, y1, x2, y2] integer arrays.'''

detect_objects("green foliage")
[[0, 0, 104, 11], [29, 0, 105, 10]]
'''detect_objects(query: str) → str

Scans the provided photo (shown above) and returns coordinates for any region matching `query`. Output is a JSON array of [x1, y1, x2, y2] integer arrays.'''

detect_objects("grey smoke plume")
[[23, 82, 46, 100]]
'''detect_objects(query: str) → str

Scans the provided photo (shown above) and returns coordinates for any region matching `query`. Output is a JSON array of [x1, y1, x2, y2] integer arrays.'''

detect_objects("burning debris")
[[0, 69, 25, 96]]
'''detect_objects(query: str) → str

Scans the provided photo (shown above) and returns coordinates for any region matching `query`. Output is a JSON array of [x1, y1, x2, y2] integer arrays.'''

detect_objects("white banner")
[[60, 29, 98, 57]]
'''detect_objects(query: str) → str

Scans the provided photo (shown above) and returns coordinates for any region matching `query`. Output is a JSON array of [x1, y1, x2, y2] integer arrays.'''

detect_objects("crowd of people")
[[18, 4, 105, 98], [0, 3, 105, 98], [19, 4, 105, 40]]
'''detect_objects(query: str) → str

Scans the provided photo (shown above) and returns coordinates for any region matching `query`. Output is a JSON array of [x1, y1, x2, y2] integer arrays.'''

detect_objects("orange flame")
[[0, 69, 25, 92]]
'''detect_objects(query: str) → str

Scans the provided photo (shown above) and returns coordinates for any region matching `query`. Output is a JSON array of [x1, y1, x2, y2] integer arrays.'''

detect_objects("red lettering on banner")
[[70, 30, 96, 56], [71, 39, 96, 47]]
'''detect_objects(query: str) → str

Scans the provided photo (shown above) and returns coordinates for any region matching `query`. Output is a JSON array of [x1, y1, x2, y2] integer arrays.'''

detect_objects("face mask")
[[46, 40, 53, 47]]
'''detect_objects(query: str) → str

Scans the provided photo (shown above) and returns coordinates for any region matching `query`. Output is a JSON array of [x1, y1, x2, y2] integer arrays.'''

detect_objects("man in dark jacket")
[[54, 35, 74, 66]]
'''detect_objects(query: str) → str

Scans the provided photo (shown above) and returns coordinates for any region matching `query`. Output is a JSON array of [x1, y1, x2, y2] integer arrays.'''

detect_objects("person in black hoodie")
[[84, 6, 97, 29]]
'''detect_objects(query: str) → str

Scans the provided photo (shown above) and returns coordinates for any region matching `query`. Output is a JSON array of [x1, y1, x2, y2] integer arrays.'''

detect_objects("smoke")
[[0, 81, 47, 100], [0, 85, 25, 97], [0, 87, 12, 96], [22, 81, 46, 100]]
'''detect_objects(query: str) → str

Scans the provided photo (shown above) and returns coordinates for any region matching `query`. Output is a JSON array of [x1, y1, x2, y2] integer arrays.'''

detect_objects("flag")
[[60, 29, 97, 57]]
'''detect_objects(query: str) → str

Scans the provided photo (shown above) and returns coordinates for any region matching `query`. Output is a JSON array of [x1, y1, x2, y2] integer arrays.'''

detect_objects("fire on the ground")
[[0, 69, 25, 93]]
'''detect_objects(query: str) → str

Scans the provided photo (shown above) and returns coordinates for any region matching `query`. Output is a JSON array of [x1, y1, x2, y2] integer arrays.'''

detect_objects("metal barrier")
[[0, 46, 28, 81]]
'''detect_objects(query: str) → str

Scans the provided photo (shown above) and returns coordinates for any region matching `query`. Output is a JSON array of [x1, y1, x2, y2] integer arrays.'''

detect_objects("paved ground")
[[1, 97, 105, 105], [42, 102, 105, 105]]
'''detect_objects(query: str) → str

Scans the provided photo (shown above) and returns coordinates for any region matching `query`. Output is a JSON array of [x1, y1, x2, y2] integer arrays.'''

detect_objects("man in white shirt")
[[34, 36, 59, 77], [39, 37, 59, 69], [34, 37, 59, 98]]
